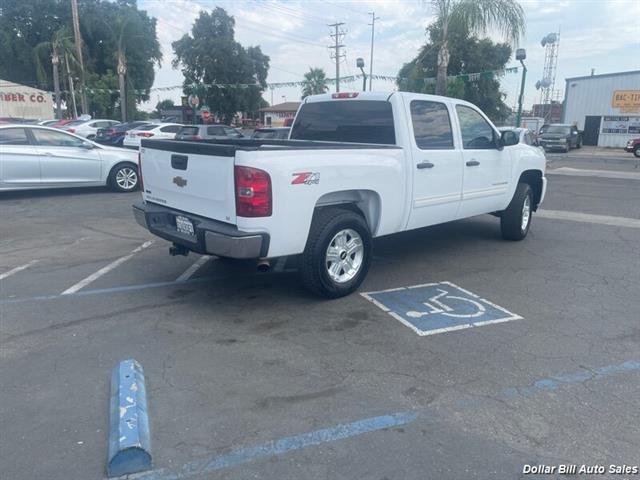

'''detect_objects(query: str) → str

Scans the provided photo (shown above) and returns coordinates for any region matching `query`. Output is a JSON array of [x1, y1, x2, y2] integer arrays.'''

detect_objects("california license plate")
[[175, 215, 195, 236]]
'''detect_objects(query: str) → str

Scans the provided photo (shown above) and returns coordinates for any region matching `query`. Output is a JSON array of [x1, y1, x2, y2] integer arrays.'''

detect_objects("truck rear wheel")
[[500, 183, 533, 241], [300, 207, 372, 298]]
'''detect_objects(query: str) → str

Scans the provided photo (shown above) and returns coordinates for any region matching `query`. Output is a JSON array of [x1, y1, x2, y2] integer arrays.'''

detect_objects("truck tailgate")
[[140, 141, 236, 224]]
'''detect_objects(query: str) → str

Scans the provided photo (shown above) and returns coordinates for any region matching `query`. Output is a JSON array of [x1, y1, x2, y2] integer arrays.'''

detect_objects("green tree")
[[154, 99, 175, 118], [398, 23, 513, 121], [429, 0, 524, 96], [301, 68, 328, 99], [172, 8, 270, 124]]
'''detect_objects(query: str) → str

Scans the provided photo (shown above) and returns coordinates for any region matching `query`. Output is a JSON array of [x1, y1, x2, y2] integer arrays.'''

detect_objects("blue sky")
[[138, 0, 640, 112]]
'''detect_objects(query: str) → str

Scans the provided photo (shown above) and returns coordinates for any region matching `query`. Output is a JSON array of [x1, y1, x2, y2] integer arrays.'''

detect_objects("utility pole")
[[328, 22, 345, 92], [368, 12, 379, 91], [51, 49, 62, 119], [71, 0, 88, 114], [65, 54, 78, 118]]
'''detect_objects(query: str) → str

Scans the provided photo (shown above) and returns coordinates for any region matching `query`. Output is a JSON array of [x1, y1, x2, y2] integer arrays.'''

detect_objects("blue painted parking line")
[[361, 281, 522, 336]]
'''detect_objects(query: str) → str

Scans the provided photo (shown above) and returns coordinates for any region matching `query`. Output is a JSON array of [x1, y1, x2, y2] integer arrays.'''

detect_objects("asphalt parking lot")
[[1, 151, 639, 479]]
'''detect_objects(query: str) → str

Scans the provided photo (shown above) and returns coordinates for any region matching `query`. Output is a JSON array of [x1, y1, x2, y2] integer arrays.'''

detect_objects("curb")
[[107, 359, 152, 477]]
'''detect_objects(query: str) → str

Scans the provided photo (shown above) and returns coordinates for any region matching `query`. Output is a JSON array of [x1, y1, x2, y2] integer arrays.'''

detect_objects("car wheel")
[[108, 163, 139, 192], [300, 207, 372, 298], [500, 183, 533, 241], [576, 139, 582, 149], [634, 146, 640, 158]]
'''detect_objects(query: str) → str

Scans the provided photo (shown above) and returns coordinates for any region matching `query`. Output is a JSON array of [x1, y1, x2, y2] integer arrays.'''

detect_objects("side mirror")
[[501, 130, 519, 147]]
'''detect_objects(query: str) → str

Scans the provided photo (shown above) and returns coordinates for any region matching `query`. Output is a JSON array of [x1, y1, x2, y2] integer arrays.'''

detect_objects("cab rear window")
[[290, 100, 396, 145]]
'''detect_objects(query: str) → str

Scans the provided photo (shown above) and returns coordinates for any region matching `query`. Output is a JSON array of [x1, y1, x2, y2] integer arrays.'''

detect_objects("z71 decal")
[[291, 172, 320, 185]]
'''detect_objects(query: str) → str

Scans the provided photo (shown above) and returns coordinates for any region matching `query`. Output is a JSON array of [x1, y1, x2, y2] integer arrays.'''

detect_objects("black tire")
[[634, 146, 640, 158], [108, 162, 139, 192], [500, 183, 533, 241], [300, 207, 372, 298], [576, 138, 582, 149]]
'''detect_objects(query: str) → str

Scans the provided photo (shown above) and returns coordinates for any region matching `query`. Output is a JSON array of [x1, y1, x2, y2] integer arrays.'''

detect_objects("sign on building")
[[602, 116, 640, 134], [612, 90, 640, 113], [0, 80, 53, 119]]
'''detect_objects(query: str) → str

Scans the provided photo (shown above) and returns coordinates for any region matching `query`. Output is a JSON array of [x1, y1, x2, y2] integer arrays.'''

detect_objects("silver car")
[[0, 125, 140, 192]]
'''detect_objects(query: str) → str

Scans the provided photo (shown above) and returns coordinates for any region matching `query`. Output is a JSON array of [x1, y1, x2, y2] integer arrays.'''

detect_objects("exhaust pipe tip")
[[256, 259, 271, 273]]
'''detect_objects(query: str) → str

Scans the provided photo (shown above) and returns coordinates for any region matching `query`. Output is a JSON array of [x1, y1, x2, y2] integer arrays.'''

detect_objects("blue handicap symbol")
[[363, 282, 521, 336]]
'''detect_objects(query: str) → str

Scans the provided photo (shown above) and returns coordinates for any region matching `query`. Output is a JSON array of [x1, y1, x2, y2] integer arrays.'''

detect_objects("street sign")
[[187, 94, 200, 108]]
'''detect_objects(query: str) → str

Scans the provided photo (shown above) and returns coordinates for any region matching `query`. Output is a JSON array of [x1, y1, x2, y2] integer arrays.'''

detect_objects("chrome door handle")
[[417, 162, 435, 169], [466, 160, 480, 167]]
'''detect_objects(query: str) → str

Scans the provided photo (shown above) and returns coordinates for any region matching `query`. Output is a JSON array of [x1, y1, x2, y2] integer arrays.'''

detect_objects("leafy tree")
[[154, 99, 175, 118], [172, 8, 270, 124], [429, 0, 524, 96], [398, 23, 513, 122], [301, 68, 328, 99], [0, 0, 161, 119]]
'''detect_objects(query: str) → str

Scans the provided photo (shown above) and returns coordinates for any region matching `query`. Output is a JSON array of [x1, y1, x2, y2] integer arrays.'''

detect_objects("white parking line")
[[0, 260, 39, 281], [537, 210, 640, 229], [548, 167, 640, 180], [61, 241, 154, 295], [176, 255, 213, 282]]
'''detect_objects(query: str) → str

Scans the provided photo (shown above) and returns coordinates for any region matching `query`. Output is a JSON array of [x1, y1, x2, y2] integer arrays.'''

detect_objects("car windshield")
[[290, 100, 396, 145], [546, 126, 570, 134], [133, 124, 158, 131]]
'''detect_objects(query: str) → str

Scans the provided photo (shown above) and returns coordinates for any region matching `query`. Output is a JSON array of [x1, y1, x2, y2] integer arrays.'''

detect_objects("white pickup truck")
[[133, 91, 546, 298]]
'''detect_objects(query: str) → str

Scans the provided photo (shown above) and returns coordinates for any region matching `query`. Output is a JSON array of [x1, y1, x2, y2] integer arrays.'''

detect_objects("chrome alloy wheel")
[[325, 228, 364, 283], [521, 195, 531, 231], [116, 167, 138, 190]]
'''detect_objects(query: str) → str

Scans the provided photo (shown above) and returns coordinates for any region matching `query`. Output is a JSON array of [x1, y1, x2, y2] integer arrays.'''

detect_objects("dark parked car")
[[625, 138, 640, 157], [539, 124, 582, 152], [175, 124, 244, 141], [251, 127, 290, 140], [94, 121, 151, 147]]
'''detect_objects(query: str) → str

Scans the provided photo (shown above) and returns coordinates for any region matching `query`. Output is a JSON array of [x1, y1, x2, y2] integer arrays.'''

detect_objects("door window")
[[224, 127, 241, 137], [31, 128, 85, 147], [0, 128, 29, 145], [160, 125, 180, 133], [207, 126, 224, 135], [410, 100, 454, 150], [456, 105, 496, 149]]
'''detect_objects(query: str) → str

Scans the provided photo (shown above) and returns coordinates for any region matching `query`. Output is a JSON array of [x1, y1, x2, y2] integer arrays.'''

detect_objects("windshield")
[[133, 124, 158, 131], [545, 126, 570, 134], [290, 100, 396, 145]]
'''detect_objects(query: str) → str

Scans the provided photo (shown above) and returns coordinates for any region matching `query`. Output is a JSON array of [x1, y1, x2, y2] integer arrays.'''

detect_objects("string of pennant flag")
[[1, 67, 518, 97]]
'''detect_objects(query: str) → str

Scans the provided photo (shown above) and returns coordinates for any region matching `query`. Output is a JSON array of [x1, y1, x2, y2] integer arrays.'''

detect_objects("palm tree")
[[34, 28, 78, 119], [301, 68, 328, 99], [431, 0, 525, 96]]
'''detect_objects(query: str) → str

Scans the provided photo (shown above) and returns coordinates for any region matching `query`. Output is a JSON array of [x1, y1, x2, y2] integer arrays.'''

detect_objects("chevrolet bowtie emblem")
[[173, 176, 187, 187]]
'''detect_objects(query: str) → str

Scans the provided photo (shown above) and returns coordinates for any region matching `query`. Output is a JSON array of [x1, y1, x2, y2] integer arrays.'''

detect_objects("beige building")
[[259, 102, 301, 127], [0, 80, 54, 120]]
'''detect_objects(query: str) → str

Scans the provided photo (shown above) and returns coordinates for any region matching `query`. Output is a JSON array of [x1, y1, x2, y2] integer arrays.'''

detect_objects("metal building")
[[562, 70, 640, 148]]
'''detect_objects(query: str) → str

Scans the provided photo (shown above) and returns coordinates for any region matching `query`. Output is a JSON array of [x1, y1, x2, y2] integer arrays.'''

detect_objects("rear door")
[[0, 127, 40, 187], [454, 104, 511, 218], [141, 144, 237, 224], [404, 98, 464, 229], [31, 128, 102, 185]]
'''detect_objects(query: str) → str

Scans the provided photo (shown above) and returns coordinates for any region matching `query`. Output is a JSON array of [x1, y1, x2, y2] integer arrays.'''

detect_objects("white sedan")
[[122, 123, 182, 149], [62, 118, 121, 139], [0, 125, 140, 192]]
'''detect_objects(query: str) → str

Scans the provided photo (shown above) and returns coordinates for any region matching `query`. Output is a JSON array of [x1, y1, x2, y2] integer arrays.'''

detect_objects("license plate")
[[175, 215, 195, 236]]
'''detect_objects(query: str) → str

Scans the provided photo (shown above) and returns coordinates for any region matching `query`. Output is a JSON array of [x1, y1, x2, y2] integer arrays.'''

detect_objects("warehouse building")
[[0, 79, 53, 120], [562, 70, 640, 148]]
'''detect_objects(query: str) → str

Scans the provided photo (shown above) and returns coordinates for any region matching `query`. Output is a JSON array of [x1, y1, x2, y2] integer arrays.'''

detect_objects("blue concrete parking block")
[[361, 281, 523, 336]]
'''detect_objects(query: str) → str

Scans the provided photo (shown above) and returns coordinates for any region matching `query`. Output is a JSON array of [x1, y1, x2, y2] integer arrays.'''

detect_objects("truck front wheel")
[[500, 183, 533, 241], [300, 207, 372, 298]]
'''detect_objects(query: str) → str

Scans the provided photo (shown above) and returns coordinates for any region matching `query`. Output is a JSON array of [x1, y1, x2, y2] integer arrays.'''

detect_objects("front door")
[[405, 98, 464, 230], [31, 128, 102, 185], [582, 116, 601, 146], [454, 104, 511, 219], [0, 127, 40, 187]]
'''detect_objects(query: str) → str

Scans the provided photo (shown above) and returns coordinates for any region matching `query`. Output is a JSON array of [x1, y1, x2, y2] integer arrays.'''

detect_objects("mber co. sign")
[[612, 90, 640, 113]]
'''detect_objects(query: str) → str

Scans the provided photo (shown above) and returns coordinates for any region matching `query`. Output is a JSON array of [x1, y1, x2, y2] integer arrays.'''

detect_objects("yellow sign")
[[612, 90, 640, 113]]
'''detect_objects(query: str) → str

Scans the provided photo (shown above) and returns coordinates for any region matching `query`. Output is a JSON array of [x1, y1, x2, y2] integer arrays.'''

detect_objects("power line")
[[328, 22, 346, 92]]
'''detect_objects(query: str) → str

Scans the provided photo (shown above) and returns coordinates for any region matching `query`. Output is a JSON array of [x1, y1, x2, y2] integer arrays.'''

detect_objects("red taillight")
[[190, 135, 202, 140], [331, 92, 359, 99], [137, 132, 154, 137], [234, 166, 272, 217], [138, 152, 143, 191]]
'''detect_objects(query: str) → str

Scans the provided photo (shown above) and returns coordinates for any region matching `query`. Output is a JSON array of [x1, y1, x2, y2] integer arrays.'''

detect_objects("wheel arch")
[[107, 161, 139, 189], [518, 169, 543, 210], [313, 189, 382, 236]]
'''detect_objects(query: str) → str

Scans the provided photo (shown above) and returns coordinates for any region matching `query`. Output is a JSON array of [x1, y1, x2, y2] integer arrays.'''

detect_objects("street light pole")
[[515, 48, 527, 128]]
